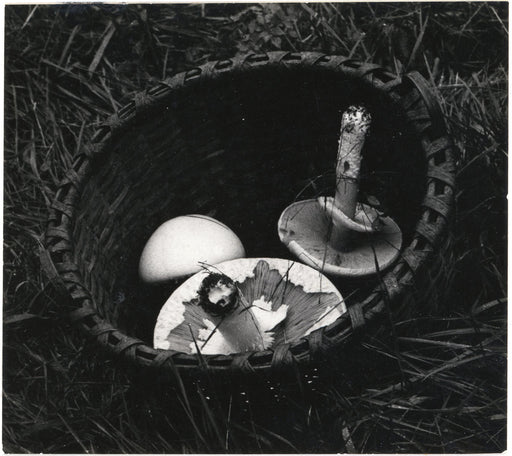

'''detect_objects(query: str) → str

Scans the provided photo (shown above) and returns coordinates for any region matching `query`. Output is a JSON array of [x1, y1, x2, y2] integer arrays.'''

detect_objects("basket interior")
[[72, 66, 426, 345]]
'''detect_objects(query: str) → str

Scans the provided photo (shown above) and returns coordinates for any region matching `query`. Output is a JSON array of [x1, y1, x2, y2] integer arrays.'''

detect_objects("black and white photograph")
[[3, 2, 507, 453]]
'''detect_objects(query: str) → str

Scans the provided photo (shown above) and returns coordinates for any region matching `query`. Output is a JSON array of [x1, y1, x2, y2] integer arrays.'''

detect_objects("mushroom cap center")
[[198, 273, 239, 316], [208, 283, 236, 308]]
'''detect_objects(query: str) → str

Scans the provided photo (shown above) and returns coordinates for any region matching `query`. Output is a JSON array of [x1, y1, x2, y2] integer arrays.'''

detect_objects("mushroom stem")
[[329, 106, 371, 250]]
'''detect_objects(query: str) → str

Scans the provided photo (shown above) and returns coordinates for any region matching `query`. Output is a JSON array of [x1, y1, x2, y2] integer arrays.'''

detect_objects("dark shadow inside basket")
[[72, 66, 426, 345]]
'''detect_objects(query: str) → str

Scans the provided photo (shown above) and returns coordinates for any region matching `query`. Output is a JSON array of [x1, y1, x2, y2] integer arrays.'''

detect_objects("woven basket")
[[41, 52, 456, 376]]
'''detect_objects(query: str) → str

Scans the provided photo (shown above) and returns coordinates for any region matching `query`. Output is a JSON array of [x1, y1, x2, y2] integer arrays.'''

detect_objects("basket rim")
[[42, 51, 456, 375]]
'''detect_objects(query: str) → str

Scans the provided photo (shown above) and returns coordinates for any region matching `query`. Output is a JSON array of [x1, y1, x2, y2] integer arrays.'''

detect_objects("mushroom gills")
[[153, 258, 346, 355]]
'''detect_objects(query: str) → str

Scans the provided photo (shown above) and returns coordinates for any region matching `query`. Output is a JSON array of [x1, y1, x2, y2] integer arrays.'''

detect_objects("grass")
[[4, 2, 507, 453]]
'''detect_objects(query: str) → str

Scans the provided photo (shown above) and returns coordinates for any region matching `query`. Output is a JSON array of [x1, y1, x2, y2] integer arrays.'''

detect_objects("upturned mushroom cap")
[[278, 200, 402, 277], [153, 258, 346, 355]]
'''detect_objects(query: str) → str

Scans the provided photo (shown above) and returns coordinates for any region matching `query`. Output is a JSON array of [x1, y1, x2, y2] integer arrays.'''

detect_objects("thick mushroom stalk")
[[277, 106, 402, 278], [330, 106, 372, 250]]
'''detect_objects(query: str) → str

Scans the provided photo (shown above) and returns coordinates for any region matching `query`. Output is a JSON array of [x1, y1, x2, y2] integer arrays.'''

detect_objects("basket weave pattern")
[[42, 52, 456, 374]]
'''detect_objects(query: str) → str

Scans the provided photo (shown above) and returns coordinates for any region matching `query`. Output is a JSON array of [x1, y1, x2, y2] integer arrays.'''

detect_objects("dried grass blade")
[[488, 5, 508, 35], [225, 394, 232, 450], [341, 425, 357, 453], [398, 336, 471, 350], [4, 313, 48, 325], [407, 13, 429, 69], [424, 350, 501, 380], [196, 387, 225, 449], [56, 412, 90, 453], [88, 21, 116, 75], [423, 327, 501, 339], [58, 24, 80, 67], [177, 396, 208, 448], [21, 5, 38, 29], [472, 298, 506, 316]]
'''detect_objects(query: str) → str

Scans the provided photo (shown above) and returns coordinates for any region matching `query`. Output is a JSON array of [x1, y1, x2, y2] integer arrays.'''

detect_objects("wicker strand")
[[307, 329, 325, 359], [348, 304, 366, 331], [151, 351, 177, 369], [271, 344, 294, 369], [428, 168, 457, 188], [423, 195, 451, 219], [231, 352, 256, 374], [425, 136, 453, 159], [382, 273, 400, 300], [405, 71, 445, 136]]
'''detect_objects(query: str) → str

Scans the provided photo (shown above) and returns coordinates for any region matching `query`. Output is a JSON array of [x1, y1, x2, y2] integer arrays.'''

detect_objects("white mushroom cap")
[[139, 215, 245, 284]]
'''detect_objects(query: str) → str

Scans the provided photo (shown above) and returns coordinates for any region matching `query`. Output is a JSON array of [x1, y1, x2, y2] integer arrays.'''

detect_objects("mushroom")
[[139, 215, 245, 284], [278, 106, 402, 278], [153, 258, 346, 355]]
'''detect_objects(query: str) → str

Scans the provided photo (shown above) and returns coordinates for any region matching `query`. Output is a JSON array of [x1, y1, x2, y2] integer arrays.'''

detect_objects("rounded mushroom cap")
[[139, 215, 246, 284], [153, 258, 346, 355]]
